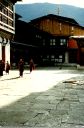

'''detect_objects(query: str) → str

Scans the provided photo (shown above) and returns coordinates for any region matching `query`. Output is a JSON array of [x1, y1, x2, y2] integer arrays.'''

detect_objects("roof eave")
[[10, 0, 22, 4]]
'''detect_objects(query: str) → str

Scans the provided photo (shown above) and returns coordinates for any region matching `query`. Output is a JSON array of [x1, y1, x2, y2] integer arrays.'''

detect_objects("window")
[[36, 35, 38, 38], [0, 4, 2, 11], [2, 15, 8, 24], [60, 39, 66, 45], [8, 19, 13, 27], [71, 26, 74, 35], [51, 55, 55, 59], [36, 35, 41, 39], [0, 4, 3, 12], [4, 8, 8, 15], [3, 0, 8, 6], [43, 39, 45, 45], [59, 55, 62, 62], [50, 39, 56, 45], [59, 55, 62, 59], [0, 14, 2, 21], [71, 26, 74, 31], [50, 39, 52, 45], [47, 55, 49, 59], [53, 39, 55, 45], [8, 11, 13, 19], [55, 59, 58, 62]]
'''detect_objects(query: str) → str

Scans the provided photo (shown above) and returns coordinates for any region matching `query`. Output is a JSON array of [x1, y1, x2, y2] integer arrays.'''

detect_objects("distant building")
[[30, 14, 84, 66], [0, 0, 22, 65], [12, 16, 51, 66], [14, 14, 84, 66]]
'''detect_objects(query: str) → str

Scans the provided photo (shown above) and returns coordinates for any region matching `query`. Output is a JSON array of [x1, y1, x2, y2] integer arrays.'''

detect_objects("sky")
[[16, 0, 84, 8]]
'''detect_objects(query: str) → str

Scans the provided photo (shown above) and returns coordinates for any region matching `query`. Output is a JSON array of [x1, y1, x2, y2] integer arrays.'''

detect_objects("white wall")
[[65, 51, 69, 63], [0, 37, 2, 60], [5, 40, 10, 64]]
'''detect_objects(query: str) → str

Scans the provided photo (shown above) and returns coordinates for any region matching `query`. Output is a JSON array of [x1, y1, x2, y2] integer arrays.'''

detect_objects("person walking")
[[29, 58, 35, 73], [5, 61, 10, 74], [2, 60, 5, 72], [18, 58, 24, 77]]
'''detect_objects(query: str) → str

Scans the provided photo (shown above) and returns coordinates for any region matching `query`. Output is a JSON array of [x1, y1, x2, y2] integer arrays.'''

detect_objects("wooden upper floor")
[[30, 14, 84, 37], [0, 0, 22, 40]]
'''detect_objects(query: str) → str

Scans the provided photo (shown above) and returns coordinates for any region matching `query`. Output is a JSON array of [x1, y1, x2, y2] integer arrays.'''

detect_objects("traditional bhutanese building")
[[0, 0, 22, 65], [30, 14, 84, 66], [14, 14, 84, 67]]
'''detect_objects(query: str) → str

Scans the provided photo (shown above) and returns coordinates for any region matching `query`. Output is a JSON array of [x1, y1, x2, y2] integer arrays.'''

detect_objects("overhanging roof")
[[10, 0, 22, 4], [30, 14, 81, 27], [70, 36, 84, 38]]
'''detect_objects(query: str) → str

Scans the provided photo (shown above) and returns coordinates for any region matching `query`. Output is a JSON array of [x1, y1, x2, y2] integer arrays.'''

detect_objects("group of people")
[[0, 58, 35, 78], [18, 58, 35, 77], [0, 60, 10, 77]]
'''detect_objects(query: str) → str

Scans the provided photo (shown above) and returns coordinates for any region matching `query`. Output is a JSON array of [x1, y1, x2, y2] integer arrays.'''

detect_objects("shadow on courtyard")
[[0, 74, 83, 127], [0, 79, 66, 126], [0, 68, 84, 127]]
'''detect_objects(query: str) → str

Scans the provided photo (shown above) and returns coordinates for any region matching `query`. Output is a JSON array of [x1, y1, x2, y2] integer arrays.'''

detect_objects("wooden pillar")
[[0, 37, 2, 60]]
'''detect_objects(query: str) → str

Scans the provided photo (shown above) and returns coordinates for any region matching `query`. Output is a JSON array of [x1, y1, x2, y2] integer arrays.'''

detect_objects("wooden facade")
[[30, 14, 84, 65], [30, 14, 84, 36], [0, 0, 22, 66]]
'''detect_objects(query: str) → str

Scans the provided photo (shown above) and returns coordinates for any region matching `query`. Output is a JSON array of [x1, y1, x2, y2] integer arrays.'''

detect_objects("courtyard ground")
[[0, 67, 84, 128]]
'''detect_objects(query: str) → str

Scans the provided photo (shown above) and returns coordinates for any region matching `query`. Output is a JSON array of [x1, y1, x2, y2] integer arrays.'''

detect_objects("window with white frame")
[[50, 39, 52, 45], [59, 55, 62, 59], [59, 55, 62, 62], [50, 39, 56, 45], [60, 39, 66, 45], [53, 39, 55, 45]]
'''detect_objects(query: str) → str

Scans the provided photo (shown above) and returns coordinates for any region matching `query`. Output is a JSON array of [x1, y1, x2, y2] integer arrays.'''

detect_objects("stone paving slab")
[[0, 70, 84, 127], [1, 126, 84, 128]]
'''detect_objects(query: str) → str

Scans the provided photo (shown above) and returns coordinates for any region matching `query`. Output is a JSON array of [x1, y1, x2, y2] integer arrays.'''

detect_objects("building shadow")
[[0, 80, 63, 127], [0, 75, 82, 127], [0, 76, 20, 81]]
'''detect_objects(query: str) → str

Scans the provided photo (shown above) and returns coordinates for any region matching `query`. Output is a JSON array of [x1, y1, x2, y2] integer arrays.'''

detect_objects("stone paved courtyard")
[[0, 68, 84, 128]]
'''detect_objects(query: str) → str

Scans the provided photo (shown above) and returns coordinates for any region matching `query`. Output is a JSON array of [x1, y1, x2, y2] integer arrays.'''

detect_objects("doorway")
[[2, 46, 5, 63]]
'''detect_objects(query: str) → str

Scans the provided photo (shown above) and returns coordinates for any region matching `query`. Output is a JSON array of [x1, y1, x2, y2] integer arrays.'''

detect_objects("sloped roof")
[[10, 0, 22, 4], [30, 14, 80, 26], [15, 13, 22, 20]]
